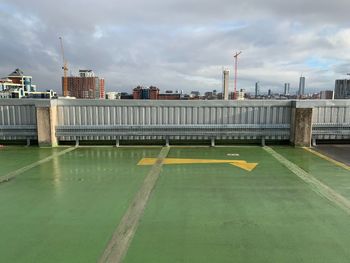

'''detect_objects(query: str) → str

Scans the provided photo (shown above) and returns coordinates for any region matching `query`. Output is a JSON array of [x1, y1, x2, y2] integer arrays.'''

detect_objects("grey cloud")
[[1, 0, 350, 94]]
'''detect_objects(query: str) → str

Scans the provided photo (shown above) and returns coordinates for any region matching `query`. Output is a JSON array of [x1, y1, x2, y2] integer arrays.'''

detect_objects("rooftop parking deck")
[[0, 145, 349, 262]]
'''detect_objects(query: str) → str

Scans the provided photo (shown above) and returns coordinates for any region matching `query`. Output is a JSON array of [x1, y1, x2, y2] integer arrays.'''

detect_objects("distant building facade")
[[299, 76, 305, 96], [222, 69, 229, 100], [237, 89, 245, 100], [320, 90, 334, 100], [284, 83, 290, 95], [158, 93, 181, 100], [0, 68, 56, 99], [106, 92, 121, 100], [255, 82, 260, 97], [63, 70, 105, 99], [334, 79, 350, 99], [133, 86, 160, 99]]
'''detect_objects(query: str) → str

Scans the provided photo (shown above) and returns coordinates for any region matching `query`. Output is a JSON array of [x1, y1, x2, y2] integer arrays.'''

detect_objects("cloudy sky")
[[1, 0, 350, 95]]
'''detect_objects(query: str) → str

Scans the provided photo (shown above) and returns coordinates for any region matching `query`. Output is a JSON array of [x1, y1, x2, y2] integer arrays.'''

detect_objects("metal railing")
[[56, 124, 290, 143]]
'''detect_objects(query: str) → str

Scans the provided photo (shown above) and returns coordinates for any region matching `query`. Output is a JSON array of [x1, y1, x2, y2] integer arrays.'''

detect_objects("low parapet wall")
[[0, 99, 349, 147]]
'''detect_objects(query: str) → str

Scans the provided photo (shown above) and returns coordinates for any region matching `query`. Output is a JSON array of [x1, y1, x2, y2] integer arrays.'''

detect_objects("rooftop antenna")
[[233, 51, 242, 100]]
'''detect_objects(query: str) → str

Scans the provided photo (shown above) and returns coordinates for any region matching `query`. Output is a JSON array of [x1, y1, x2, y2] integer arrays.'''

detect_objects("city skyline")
[[1, 0, 350, 94]]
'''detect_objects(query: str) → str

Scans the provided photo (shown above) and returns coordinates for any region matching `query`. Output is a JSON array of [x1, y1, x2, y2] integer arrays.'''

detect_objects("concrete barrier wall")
[[0, 99, 349, 146], [55, 100, 291, 142], [56, 100, 291, 126]]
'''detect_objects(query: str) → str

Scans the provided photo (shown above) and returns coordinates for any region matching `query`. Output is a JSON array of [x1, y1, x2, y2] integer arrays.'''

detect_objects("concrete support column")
[[36, 107, 51, 147], [36, 105, 58, 147], [210, 137, 215, 147], [165, 136, 170, 147], [50, 105, 58, 147], [290, 104, 313, 147]]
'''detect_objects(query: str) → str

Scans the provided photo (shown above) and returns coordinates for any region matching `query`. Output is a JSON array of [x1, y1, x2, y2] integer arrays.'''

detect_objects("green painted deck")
[[0, 146, 349, 262]]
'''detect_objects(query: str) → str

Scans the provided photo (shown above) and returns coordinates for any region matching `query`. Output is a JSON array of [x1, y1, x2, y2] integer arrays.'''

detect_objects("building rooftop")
[[8, 68, 25, 77]]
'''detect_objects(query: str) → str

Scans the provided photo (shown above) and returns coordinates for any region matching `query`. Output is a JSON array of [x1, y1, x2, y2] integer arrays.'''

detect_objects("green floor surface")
[[0, 147, 161, 263], [124, 147, 350, 263], [273, 146, 350, 200], [0, 146, 66, 175]]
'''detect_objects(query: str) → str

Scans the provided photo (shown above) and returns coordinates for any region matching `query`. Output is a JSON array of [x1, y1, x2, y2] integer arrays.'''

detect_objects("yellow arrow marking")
[[138, 158, 258, 172]]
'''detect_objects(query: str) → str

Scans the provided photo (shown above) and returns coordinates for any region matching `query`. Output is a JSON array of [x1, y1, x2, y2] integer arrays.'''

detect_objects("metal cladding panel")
[[313, 106, 350, 124], [312, 105, 350, 140], [0, 105, 36, 125], [55, 101, 292, 141], [0, 104, 37, 140], [57, 104, 291, 127]]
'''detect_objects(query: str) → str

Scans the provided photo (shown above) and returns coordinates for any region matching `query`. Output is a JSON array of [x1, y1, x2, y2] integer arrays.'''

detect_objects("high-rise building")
[[63, 70, 105, 99], [255, 82, 259, 97], [298, 76, 305, 96], [284, 83, 290, 95], [222, 69, 229, 100], [334, 79, 350, 99]]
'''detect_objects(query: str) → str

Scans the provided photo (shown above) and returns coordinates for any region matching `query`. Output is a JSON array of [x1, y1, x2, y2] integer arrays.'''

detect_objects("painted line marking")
[[98, 147, 170, 263], [303, 147, 350, 172], [263, 146, 350, 215], [138, 158, 258, 172], [0, 147, 76, 184]]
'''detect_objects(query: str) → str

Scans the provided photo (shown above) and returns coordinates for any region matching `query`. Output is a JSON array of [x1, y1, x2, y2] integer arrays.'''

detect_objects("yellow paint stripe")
[[138, 158, 258, 172], [303, 147, 350, 171]]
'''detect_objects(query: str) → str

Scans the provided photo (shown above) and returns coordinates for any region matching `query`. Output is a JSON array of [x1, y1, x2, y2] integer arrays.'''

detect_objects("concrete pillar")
[[36, 107, 51, 147], [50, 105, 58, 147], [211, 137, 215, 147], [165, 136, 170, 147], [36, 105, 58, 147], [290, 105, 313, 147]]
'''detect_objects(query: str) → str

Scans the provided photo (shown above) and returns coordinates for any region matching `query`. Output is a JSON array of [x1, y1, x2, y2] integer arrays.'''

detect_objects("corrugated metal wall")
[[312, 103, 350, 140], [313, 105, 350, 124], [0, 104, 37, 140], [0, 105, 36, 125], [1, 99, 349, 143], [56, 101, 291, 141], [57, 105, 291, 126]]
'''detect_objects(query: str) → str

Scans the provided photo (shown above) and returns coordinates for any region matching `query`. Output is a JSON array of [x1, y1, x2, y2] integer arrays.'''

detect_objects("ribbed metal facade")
[[0, 104, 37, 140], [0, 99, 349, 143], [312, 102, 350, 140], [55, 100, 291, 141]]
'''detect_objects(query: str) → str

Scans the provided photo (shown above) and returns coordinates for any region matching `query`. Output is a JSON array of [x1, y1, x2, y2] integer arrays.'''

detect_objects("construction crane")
[[59, 37, 68, 97], [233, 51, 242, 100]]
